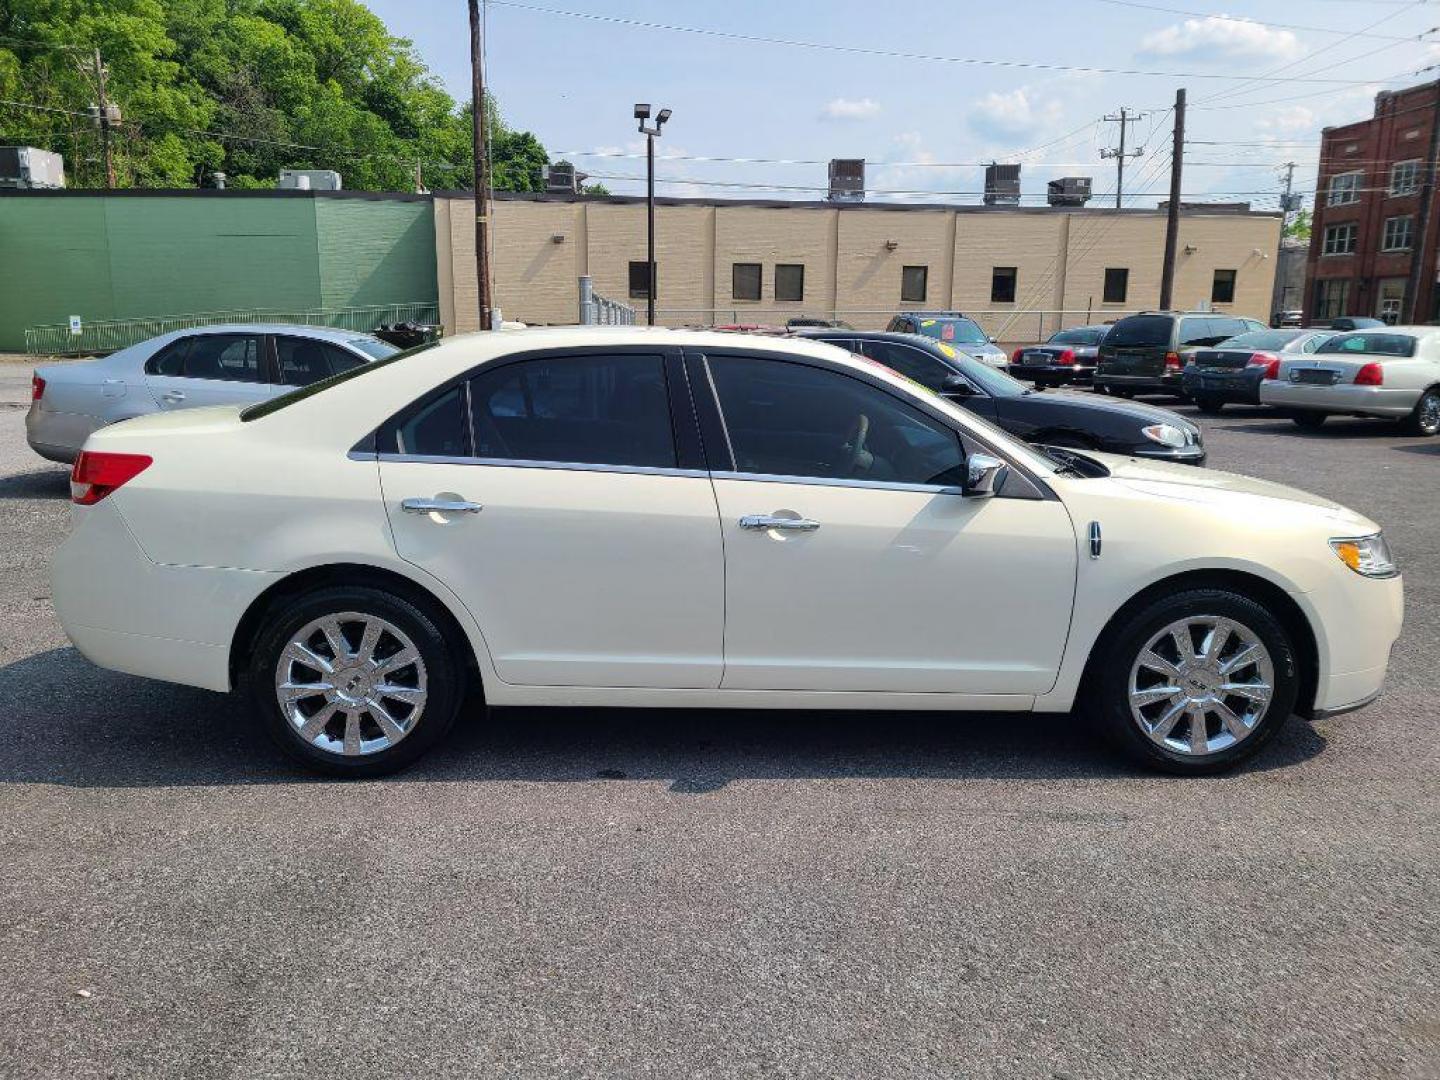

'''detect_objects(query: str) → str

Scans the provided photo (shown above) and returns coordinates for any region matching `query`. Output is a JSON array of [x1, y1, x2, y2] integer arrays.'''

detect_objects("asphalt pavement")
[[0, 360, 1436, 1079]]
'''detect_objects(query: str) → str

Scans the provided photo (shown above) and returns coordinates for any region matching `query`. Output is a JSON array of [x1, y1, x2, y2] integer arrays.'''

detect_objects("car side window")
[[708, 354, 965, 487], [396, 385, 468, 457], [275, 337, 365, 386], [183, 334, 263, 382], [1301, 335, 1322, 353], [469, 353, 676, 469], [854, 341, 949, 392], [147, 339, 189, 376]]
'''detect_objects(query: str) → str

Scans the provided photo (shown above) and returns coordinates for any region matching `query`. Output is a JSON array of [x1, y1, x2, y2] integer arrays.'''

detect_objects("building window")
[[1389, 160, 1421, 197], [1327, 171, 1362, 207], [1382, 215, 1414, 251], [1322, 223, 1358, 256], [1377, 279, 1406, 325], [775, 263, 805, 302], [901, 265, 928, 303], [990, 266, 1017, 304], [1211, 269, 1237, 305], [628, 261, 653, 300], [1314, 278, 1350, 320], [732, 262, 762, 301], [1103, 267, 1129, 304]]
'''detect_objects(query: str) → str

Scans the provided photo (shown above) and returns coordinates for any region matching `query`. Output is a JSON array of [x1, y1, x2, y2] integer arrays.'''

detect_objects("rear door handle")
[[739, 514, 820, 532], [161, 390, 185, 403], [401, 497, 483, 515]]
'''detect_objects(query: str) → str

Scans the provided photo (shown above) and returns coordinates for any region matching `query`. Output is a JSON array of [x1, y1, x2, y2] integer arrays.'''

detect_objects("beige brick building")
[[435, 192, 1281, 346]]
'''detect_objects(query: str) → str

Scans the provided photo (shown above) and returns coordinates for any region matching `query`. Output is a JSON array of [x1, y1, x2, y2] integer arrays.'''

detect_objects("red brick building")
[[1306, 80, 1440, 325]]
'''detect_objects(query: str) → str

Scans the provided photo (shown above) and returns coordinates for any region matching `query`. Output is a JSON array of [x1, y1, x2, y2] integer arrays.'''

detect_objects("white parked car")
[[1259, 325, 1440, 435], [52, 329, 1403, 777], [26, 324, 399, 463]]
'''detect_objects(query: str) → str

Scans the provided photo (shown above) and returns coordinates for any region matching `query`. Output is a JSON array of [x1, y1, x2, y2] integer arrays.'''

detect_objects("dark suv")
[[1094, 312, 1265, 397]]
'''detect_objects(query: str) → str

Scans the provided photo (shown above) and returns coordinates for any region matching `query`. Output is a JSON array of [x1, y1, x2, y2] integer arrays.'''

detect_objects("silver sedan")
[[26, 324, 399, 463]]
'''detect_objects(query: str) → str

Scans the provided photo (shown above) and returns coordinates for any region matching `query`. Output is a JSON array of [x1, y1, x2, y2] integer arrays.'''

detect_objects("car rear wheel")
[[1399, 387, 1440, 437], [1291, 411, 1326, 431], [1087, 588, 1298, 774], [248, 585, 467, 776], [1194, 395, 1225, 415]]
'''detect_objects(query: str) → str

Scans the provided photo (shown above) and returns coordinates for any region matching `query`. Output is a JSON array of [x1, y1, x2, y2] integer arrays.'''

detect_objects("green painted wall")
[[0, 194, 437, 350]]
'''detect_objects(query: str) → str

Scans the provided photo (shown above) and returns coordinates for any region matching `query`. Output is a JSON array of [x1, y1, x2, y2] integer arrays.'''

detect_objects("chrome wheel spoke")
[[374, 648, 419, 676], [299, 704, 338, 742], [1222, 680, 1271, 704], [1132, 685, 1182, 707], [1199, 624, 1229, 663], [374, 683, 425, 704], [278, 680, 332, 704], [1148, 700, 1188, 740], [1188, 708, 1209, 754], [367, 698, 407, 742], [356, 619, 384, 665], [1170, 627, 1197, 664], [1219, 643, 1261, 676], [1139, 650, 1181, 680], [283, 641, 333, 675], [342, 710, 362, 756], [320, 618, 351, 662], [1214, 700, 1250, 740]]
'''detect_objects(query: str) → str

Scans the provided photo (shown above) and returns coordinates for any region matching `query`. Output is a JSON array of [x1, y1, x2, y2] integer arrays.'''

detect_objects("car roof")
[[170, 323, 382, 345]]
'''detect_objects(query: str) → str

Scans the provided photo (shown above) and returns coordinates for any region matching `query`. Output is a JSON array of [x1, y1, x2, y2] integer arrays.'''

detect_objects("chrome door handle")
[[162, 390, 185, 402], [401, 498, 483, 515], [739, 514, 820, 532]]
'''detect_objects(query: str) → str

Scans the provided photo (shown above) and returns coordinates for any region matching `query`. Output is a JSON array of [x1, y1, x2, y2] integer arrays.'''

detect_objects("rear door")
[[143, 331, 271, 411], [272, 335, 369, 389], [378, 347, 725, 689]]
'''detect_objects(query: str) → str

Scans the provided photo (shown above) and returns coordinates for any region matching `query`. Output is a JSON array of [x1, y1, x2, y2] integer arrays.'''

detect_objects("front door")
[[379, 349, 725, 689], [700, 351, 1077, 694]]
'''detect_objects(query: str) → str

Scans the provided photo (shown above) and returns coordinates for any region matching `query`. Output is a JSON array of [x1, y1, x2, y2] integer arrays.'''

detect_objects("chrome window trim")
[[710, 470, 964, 496], [371, 451, 708, 479]]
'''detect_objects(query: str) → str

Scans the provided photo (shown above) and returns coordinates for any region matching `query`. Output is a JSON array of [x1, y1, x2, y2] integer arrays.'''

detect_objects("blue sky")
[[366, 0, 1440, 210]]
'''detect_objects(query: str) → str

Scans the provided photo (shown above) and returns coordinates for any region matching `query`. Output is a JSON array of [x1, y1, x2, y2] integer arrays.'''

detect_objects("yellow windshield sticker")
[[920, 319, 936, 327], [937, 342, 958, 359]]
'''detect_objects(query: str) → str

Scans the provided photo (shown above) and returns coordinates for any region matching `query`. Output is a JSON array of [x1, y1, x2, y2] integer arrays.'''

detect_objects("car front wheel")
[[1194, 395, 1225, 415], [1088, 588, 1299, 774], [1400, 387, 1440, 437], [248, 585, 467, 776], [1291, 411, 1326, 431]]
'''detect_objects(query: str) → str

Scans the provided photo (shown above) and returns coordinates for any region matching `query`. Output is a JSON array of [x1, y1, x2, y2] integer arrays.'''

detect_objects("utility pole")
[[1403, 80, 1440, 323], [1100, 107, 1146, 209], [468, 0, 494, 330], [1159, 88, 1186, 312], [93, 48, 115, 189]]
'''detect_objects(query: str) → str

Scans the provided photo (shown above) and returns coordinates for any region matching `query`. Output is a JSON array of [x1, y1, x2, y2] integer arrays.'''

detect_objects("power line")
[[485, 0, 1408, 83], [1091, 0, 1437, 41]]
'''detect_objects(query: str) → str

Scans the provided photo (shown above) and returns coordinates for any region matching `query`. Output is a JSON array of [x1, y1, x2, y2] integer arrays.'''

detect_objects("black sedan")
[[1008, 324, 1109, 386], [1180, 328, 1332, 413], [798, 329, 1205, 465]]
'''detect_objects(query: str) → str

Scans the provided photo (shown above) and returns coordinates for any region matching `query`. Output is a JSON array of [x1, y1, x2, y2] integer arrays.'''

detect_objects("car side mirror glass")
[[942, 373, 974, 395], [963, 453, 1009, 498]]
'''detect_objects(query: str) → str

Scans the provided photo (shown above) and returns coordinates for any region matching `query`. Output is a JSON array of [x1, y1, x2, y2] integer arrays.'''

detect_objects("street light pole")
[[635, 104, 671, 326]]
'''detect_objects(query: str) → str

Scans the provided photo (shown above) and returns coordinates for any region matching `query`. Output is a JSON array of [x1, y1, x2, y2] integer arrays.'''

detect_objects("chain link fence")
[[25, 301, 442, 355]]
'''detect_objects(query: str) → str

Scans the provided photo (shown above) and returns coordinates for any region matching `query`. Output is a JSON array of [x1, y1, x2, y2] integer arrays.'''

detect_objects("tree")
[[0, 0, 551, 191], [1284, 209, 1311, 242]]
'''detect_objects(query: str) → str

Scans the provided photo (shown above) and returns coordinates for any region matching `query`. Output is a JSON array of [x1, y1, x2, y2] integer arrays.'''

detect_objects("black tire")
[[1113, 388, 1135, 399], [1291, 411, 1326, 431], [247, 584, 468, 777], [1194, 395, 1225, 415], [1399, 387, 1440, 437], [1085, 588, 1299, 775]]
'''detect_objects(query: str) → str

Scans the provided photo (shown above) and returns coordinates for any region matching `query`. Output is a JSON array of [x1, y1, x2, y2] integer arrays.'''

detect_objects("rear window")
[[1316, 333, 1416, 357], [1218, 330, 1304, 350], [1102, 315, 1172, 347], [240, 340, 440, 421], [1049, 327, 1105, 346], [349, 337, 401, 360]]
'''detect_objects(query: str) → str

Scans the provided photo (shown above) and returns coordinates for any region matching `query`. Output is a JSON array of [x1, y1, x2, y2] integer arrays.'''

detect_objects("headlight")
[[1141, 423, 1190, 449], [1329, 533, 1399, 578]]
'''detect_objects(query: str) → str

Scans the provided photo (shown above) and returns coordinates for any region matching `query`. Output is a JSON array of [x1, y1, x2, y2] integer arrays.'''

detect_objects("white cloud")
[[1256, 106, 1318, 135], [967, 88, 1063, 142], [821, 97, 881, 121], [1138, 16, 1301, 65]]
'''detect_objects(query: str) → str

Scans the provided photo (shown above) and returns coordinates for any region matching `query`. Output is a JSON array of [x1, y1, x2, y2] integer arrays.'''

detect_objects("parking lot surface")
[[0, 361, 1436, 1079]]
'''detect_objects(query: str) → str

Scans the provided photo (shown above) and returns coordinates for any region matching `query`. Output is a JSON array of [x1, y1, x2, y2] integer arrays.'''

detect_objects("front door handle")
[[161, 390, 185, 403], [739, 514, 820, 532], [401, 497, 483, 515]]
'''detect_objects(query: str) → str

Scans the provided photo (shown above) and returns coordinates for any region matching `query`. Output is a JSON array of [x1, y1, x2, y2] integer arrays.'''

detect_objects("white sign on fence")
[[68, 315, 82, 336]]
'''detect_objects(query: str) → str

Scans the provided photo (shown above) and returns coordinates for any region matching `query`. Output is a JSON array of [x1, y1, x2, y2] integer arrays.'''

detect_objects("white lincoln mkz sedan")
[[52, 328, 1403, 776]]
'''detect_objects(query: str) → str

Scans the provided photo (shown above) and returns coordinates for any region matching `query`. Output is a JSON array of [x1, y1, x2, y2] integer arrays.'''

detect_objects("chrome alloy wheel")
[[1127, 616, 1275, 757], [1419, 392, 1440, 435], [274, 612, 428, 757]]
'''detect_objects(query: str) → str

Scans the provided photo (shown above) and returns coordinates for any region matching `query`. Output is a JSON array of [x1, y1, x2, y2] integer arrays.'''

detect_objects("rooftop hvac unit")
[[828, 158, 865, 202], [984, 162, 1021, 206], [278, 169, 342, 191], [1047, 176, 1092, 206], [0, 146, 65, 189], [544, 162, 587, 194]]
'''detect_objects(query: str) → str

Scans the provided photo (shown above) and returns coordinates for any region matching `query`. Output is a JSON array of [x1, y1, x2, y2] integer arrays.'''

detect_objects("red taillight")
[[1263, 356, 1282, 381], [1164, 351, 1182, 369], [1011, 348, 1024, 364], [1355, 362, 1384, 386], [1056, 348, 1076, 366], [1247, 351, 1280, 368], [31, 372, 45, 401], [69, 451, 152, 505]]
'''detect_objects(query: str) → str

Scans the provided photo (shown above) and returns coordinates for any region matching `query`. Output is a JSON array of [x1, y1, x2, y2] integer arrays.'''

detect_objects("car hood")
[[1034, 388, 1195, 429], [1081, 452, 1378, 530]]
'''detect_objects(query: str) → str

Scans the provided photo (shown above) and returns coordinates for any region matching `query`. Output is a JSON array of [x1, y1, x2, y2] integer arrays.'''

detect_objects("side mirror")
[[964, 452, 1009, 498], [942, 373, 974, 396], [987, 335, 998, 343]]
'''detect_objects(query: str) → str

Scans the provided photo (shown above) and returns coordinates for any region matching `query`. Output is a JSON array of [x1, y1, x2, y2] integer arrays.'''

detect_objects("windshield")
[[1049, 327, 1105, 346], [914, 317, 988, 345], [1102, 315, 1172, 347], [938, 343, 1028, 397], [1316, 332, 1416, 357], [349, 336, 402, 360], [1217, 330, 1304, 350], [241, 340, 441, 421]]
